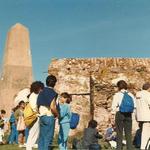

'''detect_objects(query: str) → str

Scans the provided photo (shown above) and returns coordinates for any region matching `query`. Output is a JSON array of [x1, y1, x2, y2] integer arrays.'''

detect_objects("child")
[[82, 120, 102, 150], [58, 92, 72, 150], [14, 101, 26, 147], [8, 107, 18, 144], [105, 122, 117, 149], [133, 122, 142, 148], [0, 109, 6, 144]]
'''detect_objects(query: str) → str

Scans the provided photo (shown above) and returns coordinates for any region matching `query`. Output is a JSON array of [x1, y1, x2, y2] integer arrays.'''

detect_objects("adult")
[[136, 83, 150, 150], [37, 75, 59, 150], [111, 80, 136, 150], [26, 81, 44, 150]]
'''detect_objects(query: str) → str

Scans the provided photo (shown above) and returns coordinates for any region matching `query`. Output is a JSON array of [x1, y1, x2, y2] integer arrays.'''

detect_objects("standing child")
[[14, 101, 26, 147], [9, 107, 18, 144], [58, 92, 72, 150], [0, 109, 6, 144]]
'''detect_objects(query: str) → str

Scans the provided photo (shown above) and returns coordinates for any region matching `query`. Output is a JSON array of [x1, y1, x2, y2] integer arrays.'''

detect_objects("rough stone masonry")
[[48, 58, 150, 133]]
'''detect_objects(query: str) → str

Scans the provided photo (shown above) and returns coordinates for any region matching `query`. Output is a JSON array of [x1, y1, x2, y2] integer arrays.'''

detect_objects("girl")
[[58, 92, 72, 150], [14, 101, 26, 147]]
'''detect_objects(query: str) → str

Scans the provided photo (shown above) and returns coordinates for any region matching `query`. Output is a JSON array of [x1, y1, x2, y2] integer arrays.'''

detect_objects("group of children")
[[1, 76, 148, 150]]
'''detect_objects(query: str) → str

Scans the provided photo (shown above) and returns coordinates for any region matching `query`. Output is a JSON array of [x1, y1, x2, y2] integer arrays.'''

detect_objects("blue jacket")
[[59, 103, 71, 124]]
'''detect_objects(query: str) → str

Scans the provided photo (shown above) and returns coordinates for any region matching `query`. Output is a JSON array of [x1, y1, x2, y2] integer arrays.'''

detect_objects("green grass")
[[1, 132, 140, 150]]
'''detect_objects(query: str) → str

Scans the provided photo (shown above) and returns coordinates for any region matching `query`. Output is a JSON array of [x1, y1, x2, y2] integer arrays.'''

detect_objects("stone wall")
[[48, 58, 150, 133]]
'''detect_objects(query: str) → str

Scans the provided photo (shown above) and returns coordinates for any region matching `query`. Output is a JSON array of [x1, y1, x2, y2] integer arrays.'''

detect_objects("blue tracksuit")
[[9, 112, 18, 144], [58, 103, 71, 150]]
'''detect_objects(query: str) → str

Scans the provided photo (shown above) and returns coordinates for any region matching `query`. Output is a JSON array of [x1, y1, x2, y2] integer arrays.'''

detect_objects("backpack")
[[70, 112, 80, 129], [0, 117, 4, 128], [119, 91, 134, 113], [24, 103, 37, 127]]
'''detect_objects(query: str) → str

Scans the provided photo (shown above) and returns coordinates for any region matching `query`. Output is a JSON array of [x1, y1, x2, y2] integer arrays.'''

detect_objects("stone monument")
[[0, 23, 33, 115]]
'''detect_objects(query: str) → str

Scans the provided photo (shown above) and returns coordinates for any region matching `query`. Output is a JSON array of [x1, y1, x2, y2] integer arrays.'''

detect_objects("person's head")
[[30, 81, 44, 94], [46, 75, 57, 88], [142, 83, 150, 91], [117, 80, 128, 91], [0, 109, 6, 117], [18, 100, 25, 109], [88, 120, 98, 129], [60, 92, 72, 104]]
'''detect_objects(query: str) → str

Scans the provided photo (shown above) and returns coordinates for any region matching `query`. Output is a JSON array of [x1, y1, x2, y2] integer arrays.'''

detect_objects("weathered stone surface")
[[48, 58, 150, 133], [0, 23, 33, 115]]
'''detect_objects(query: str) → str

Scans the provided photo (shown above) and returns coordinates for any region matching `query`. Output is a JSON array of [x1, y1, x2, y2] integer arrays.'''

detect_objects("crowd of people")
[[0, 75, 150, 150]]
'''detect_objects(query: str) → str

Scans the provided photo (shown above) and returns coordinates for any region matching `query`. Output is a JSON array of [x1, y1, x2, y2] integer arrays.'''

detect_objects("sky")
[[0, 0, 150, 81]]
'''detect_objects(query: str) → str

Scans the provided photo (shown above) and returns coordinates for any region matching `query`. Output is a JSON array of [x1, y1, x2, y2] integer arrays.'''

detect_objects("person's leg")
[[9, 124, 16, 144], [38, 116, 45, 150], [38, 116, 55, 150], [26, 118, 39, 150], [89, 144, 101, 150], [25, 127, 29, 143], [141, 122, 150, 150], [115, 112, 124, 150], [124, 114, 133, 150], [58, 123, 70, 150], [15, 127, 18, 144]]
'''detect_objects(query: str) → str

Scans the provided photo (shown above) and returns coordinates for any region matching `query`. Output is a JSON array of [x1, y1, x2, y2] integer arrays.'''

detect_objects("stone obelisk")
[[0, 23, 33, 115]]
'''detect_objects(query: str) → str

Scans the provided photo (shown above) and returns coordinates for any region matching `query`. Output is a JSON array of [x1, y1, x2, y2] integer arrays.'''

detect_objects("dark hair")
[[88, 120, 98, 128], [46, 75, 57, 87], [142, 83, 150, 90], [30, 81, 44, 94], [18, 100, 25, 106], [61, 92, 72, 104], [117, 80, 128, 90], [1, 109, 6, 114]]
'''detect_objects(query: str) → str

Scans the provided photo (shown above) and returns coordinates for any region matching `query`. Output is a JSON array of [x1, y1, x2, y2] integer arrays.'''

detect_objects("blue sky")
[[0, 0, 150, 81]]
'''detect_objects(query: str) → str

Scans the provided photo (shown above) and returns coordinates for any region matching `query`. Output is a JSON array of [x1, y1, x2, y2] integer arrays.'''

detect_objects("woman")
[[136, 83, 150, 150], [26, 81, 44, 150], [111, 80, 136, 150]]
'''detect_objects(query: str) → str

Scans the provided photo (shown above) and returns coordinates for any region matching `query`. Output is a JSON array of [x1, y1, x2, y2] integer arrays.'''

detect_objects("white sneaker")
[[19, 144, 24, 148], [33, 144, 38, 148], [23, 143, 26, 147]]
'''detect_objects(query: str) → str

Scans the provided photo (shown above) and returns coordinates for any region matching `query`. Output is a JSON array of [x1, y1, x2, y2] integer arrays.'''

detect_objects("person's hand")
[[111, 114, 115, 121]]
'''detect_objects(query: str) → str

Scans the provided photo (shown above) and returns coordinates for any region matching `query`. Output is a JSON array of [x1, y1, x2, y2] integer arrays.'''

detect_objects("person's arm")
[[95, 129, 102, 139], [111, 93, 119, 115], [50, 98, 59, 118]]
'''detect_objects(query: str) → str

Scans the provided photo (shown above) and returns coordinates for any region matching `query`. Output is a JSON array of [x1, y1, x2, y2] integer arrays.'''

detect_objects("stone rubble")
[[49, 58, 150, 133]]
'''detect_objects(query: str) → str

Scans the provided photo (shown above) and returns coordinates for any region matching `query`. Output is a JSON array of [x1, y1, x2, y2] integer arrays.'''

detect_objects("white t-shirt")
[[111, 89, 136, 114]]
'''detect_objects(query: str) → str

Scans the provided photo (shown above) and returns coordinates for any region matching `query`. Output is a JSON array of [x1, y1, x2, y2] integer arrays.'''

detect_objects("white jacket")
[[136, 90, 150, 122]]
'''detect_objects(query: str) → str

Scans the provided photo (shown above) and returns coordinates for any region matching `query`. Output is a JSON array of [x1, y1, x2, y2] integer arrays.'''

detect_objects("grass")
[[1, 132, 140, 150]]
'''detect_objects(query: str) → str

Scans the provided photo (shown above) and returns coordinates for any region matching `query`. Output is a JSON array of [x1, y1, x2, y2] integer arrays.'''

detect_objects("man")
[[111, 80, 136, 150], [136, 83, 150, 150], [37, 75, 59, 150]]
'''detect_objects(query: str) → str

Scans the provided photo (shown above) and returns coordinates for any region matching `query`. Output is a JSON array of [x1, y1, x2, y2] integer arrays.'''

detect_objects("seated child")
[[133, 122, 142, 148], [0, 109, 6, 144], [82, 120, 102, 150], [105, 122, 117, 149]]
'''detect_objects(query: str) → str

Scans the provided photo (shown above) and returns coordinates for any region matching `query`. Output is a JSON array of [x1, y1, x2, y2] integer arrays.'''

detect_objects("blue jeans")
[[25, 127, 29, 143], [89, 144, 101, 150], [38, 115, 55, 150], [9, 124, 18, 144], [58, 123, 70, 150]]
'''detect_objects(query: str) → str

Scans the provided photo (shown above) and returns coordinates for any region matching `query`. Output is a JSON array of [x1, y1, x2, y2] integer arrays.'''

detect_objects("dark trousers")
[[115, 111, 133, 150]]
